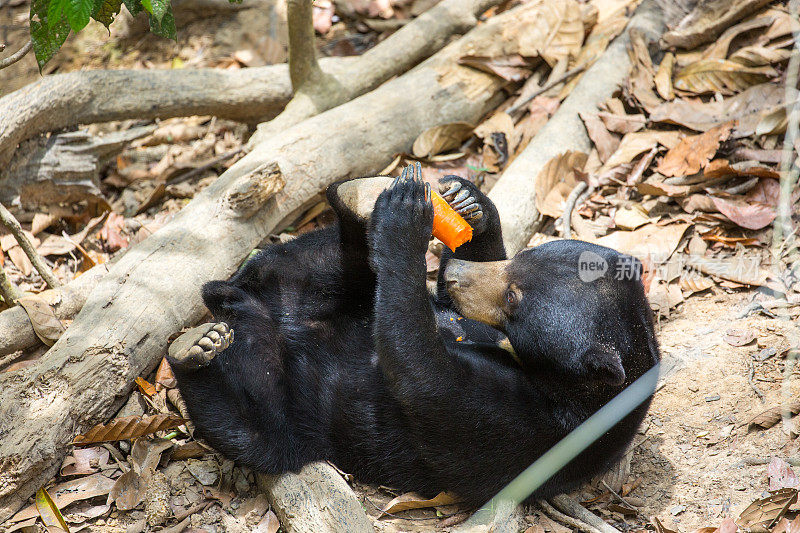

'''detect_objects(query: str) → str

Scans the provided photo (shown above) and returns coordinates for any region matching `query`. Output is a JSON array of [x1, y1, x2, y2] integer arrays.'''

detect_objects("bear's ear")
[[584, 346, 626, 386]]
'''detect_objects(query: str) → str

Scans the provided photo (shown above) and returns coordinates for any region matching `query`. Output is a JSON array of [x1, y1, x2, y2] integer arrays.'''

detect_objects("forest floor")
[[1, 0, 799, 531]]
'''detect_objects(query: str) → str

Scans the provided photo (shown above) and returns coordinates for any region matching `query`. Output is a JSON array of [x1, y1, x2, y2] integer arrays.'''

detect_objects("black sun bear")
[[167, 163, 660, 505]]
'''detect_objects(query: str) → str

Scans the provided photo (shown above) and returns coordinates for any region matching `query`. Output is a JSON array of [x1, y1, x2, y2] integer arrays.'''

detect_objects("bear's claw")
[[439, 180, 483, 222], [168, 322, 233, 371]]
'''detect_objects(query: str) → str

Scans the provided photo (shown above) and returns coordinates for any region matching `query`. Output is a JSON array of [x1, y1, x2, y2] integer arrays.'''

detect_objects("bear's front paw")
[[370, 162, 434, 263], [439, 176, 489, 234]]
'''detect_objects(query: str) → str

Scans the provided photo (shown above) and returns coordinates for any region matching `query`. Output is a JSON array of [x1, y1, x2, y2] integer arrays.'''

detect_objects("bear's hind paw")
[[168, 322, 233, 371]]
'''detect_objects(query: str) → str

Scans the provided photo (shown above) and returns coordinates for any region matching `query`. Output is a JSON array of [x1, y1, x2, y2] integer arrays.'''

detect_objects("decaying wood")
[[488, 0, 665, 255], [248, 0, 503, 146], [0, 4, 512, 518], [0, 262, 111, 357], [2, 126, 155, 206], [256, 464, 373, 533]]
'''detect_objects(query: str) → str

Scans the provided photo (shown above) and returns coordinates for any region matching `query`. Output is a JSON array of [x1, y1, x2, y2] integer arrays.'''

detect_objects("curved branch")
[[0, 40, 32, 70], [0, 202, 60, 288]]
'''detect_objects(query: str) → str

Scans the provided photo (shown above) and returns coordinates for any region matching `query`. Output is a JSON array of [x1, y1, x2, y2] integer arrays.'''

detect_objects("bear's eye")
[[505, 289, 518, 307]]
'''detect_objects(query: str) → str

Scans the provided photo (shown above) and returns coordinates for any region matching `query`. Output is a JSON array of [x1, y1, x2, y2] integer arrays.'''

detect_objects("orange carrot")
[[431, 191, 473, 251]]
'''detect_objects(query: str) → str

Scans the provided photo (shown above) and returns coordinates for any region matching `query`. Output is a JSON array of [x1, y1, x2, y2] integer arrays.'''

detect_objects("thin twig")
[[559, 181, 589, 238], [0, 263, 22, 305], [0, 203, 61, 288], [539, 499, 602, 533], [0, 40, 32, 70], [508, 63, 588, 117], [600, 480, 633, 507]]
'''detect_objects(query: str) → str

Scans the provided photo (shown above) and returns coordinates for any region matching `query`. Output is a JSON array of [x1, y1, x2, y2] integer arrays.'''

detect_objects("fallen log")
[[488, 0, 665, 255], [0, 262, 111, 357], [0, 3, 512, 519]]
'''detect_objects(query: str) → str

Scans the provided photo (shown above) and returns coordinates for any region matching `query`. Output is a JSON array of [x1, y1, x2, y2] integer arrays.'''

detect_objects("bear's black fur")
[[169, 172, 660, 505]]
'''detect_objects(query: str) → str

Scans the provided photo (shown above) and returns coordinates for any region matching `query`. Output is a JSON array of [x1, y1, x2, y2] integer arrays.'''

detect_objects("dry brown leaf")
[[636, 180, 692, 198], [580, 112, 620, 163], [614, 206, 651, 230], [737, 488, 798, 528], [7, 245, 32, 276], [654, 52, 675, 101], [749, 401, 800, 431], [10, 474, 116, 523], [769, 458, 800, 491], [252, 509, 280, 533], [602, 131, 681, 170], [700, 229, 760, 247], [595, 223, 691, 261], [16, 294, 66, 347], [679, 274, 714, 295], [109, 470, 145, 511], [703, 160, 781, 180], [412, 123, 474, 159], [756, 102, 792, 136], [155, 357, 177, 390], [701, 17, 775, 60], [648, 281, 684, 315], [730, 46, 793, 67], [663, 0, 776, 50], [673, 59, 776, 96], [35, 487, 70, 533], [382, 491, 459, 515], [458, 55, 532, 82], [723, 328, 756, 346], [512, 0, 585, 66], [97, 212, 129, 253], [764, 8, 800, 42], [474, 112, 515, 143], [597, 111, 646, 134], [656, 122, 734, 178], [135, 377, 156, 397], [534, 151, 588, 218], [36, 234, 77, 257], [649, 83, 786, 135], [686, 255, 769, 285], [60, 447, 110, 477], [558, 10, 629, 98], [130, 438, 174, 474], [73, 414, 186, 445], [710, 196, 776, 230], [627, 29, 661, 111]]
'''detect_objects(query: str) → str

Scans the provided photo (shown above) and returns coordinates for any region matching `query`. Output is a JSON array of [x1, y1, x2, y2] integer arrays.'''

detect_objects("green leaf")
[[122, 0, 143, 16], [148, 1, 175, 39], [46, 0, 65, 30], [30, 0, 71, 70], [91, 0, 122, 28], [148, 0, 167, 22], [140, 0, 152, 13], [65, 0, 93, 31]]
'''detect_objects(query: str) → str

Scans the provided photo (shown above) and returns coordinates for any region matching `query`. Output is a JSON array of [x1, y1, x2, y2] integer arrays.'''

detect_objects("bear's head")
[[444, 240, 657, 387]]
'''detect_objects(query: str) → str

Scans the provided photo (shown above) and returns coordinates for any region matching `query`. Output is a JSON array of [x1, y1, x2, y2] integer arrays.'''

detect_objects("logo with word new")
[[578, 251, 608, 282]]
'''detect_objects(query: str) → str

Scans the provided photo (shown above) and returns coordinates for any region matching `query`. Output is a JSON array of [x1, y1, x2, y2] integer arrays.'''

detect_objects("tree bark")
[[0, 262, 111, 357], [0, 5, 512, 519], [256, 465, 374, 533], [488, 0, 665, 255]]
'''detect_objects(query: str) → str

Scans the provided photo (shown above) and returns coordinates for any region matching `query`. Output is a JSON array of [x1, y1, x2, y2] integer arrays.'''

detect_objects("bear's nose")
[[444, 259, 469, 286]]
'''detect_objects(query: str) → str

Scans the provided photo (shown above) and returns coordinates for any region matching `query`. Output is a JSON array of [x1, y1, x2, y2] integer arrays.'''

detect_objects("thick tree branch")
[[0, 40, 31, 70], [287, 0, 325, 90], [0, 203, 60, 288]]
